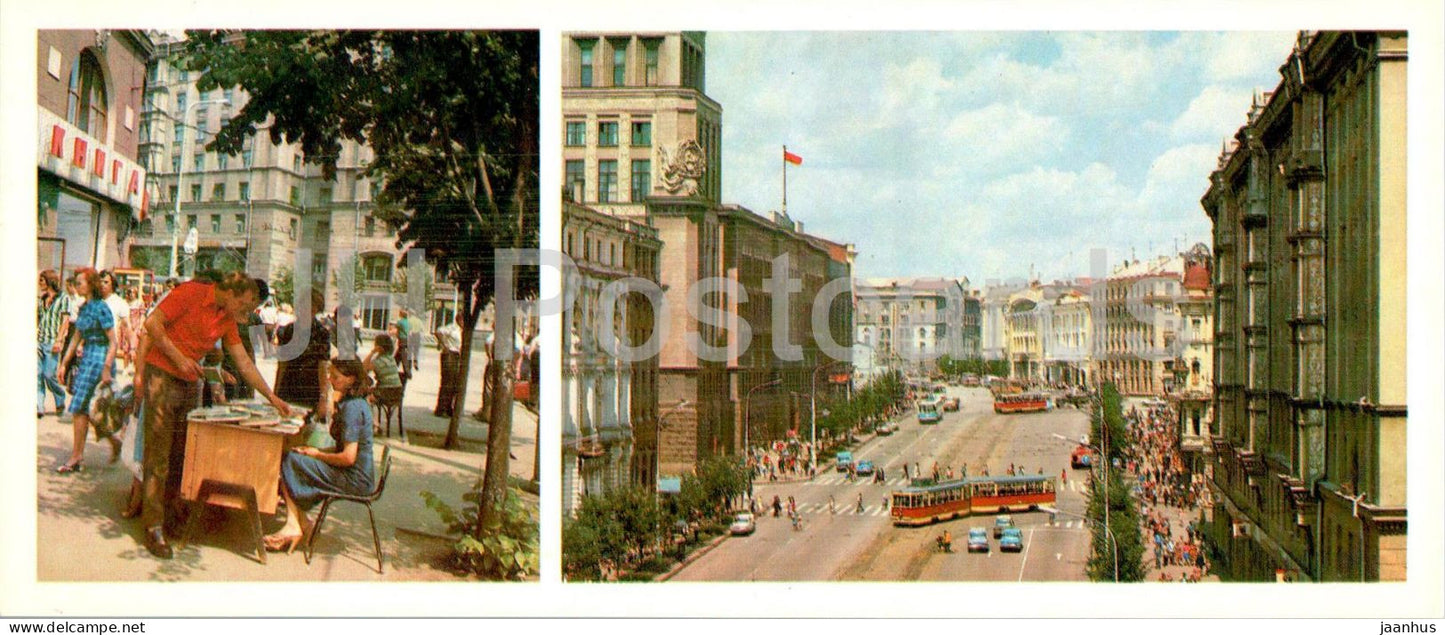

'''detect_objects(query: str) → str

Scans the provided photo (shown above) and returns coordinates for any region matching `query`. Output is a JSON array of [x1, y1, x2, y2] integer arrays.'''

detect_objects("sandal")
[[262, 531, 305, 554], [55, 460, 83, 474]]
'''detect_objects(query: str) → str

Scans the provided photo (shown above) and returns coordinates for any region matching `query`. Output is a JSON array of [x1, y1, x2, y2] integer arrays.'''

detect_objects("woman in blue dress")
[[266, 358, 375, 552], [55, 268, 120, 473]]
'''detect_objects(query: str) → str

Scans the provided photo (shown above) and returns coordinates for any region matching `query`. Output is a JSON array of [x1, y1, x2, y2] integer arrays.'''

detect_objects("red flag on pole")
[[783, 149, 803, 166]]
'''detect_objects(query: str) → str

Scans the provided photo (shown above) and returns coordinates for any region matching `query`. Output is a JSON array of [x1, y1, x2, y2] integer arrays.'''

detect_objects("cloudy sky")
[[707, 31, 1298, 284]]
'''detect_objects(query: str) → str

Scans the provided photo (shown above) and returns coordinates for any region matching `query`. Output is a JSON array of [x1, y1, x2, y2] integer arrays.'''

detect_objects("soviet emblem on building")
[[657, 139, 706, 196]]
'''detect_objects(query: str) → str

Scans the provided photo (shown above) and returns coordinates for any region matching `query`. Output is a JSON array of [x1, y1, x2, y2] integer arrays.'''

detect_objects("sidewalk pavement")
[[35, 344, 538, 581]]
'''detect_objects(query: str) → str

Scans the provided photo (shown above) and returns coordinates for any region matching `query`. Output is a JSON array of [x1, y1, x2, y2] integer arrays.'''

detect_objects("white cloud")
[[943, 104, 1069, 170], [1170, 84, 1256, 142]]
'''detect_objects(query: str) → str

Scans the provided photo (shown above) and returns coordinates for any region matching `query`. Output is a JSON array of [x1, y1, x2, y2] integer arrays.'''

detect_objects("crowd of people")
[[1121, 401, 1213, 582], [37, 266, 535, 562]]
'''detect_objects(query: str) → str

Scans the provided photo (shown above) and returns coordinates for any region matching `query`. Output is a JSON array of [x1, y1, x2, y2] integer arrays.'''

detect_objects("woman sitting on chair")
[[364, 333, 404, 435], [265, 358, 376, 552]]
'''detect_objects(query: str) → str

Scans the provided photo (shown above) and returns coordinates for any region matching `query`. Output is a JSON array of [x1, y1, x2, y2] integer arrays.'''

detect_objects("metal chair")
[[373, 385, 404, 439], [303, 444, 392, 573]]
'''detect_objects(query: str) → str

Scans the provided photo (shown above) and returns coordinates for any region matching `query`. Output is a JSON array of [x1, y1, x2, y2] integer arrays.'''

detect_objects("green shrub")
[[421, 485, 539, 581]]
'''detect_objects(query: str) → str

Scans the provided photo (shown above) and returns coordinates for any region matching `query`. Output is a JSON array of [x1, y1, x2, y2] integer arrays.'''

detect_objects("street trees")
[[185, 29, 538, 537], [1085, 383, 1147, 581]]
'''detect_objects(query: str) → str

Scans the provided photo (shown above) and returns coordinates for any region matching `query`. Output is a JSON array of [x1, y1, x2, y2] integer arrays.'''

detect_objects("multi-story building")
[[37, 30, 153, 274], [854, 278, 960, 376], [1005, 285, 1047, 382], [560, 200, 661, 517], [961, 290, 982, 360], [1096, 255, 1186, 396], [563, 31, 849, 476], [1045, 288, 1093, 387], [131, 33, 445, 330], [1202, 31, 1407, 582], [980, 282, 1026, 362], [1172, 246, 1215, 475], [563, 31, 725, 479], [720, 209, 848, 453]]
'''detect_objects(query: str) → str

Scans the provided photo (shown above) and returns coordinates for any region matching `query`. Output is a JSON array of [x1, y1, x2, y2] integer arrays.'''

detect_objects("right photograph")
[[558, 31, 1408, 583]]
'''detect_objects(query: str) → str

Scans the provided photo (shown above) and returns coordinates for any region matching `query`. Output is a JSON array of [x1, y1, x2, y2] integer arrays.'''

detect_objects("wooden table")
[[179, 413, 300, 562]]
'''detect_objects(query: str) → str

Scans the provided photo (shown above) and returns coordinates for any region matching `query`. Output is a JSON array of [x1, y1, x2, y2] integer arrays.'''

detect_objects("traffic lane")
[[669, 493, 891, 581], [918, 512, 1090, 582]]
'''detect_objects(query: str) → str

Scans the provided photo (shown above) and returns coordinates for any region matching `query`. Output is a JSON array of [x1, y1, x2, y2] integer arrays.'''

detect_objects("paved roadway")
[[669, 386, 1094, 582]]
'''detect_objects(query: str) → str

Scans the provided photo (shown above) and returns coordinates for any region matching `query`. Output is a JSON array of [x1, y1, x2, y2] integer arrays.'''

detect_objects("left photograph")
[[34, 29, 540, 581]]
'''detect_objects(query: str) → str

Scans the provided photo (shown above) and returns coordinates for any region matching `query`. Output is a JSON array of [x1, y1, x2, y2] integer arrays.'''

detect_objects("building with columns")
[[1096, 255, 1186, 396], [560, 200, 662, 517], [37, 30, 153, 274], [1202, 31, 1407, 582]]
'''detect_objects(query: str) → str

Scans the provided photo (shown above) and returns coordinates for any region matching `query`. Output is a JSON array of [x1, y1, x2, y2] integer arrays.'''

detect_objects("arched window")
[[67, 50, 108, 140]]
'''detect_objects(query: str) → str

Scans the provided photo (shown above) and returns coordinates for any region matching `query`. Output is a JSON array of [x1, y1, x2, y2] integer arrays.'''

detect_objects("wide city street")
[[669, 385, 1093, 582]]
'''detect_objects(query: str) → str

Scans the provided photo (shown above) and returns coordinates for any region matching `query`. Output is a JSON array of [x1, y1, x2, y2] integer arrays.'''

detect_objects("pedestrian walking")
[[37, 270, 72, 417], [54, 268, 120, 473], [432, 312, 463, 418]]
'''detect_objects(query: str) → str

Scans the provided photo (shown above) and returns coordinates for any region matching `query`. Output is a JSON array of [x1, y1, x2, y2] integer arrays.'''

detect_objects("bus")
[[993, 392, 1049, 414], [917, 398, 942, 424], [890, 475, 1058, 526]]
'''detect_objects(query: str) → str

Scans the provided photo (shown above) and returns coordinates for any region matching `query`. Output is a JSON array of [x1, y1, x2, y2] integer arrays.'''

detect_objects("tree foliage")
[[185, 30, 539, 531]]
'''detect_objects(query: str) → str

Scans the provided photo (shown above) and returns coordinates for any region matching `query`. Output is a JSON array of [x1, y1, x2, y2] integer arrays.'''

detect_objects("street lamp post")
[[169, 97, 231, 279], [1051, 432, 1117, 582], [809, 360, 848, 476]]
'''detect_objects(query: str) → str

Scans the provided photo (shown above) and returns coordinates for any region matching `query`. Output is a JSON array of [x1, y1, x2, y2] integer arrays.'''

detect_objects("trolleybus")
[[890, 474, 1057, 526], [917, 398, 942, 424]]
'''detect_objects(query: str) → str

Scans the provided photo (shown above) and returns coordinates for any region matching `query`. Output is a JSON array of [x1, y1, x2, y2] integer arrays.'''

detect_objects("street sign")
[[183, 227, 199, 255]]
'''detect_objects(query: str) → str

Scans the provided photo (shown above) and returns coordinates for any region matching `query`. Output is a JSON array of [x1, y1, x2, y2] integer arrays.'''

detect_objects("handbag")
[[512, 380, 532, 401]]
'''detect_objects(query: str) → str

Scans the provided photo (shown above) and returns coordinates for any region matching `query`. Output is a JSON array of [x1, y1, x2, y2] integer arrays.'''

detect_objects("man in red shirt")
[[139, 272, 292, 559]]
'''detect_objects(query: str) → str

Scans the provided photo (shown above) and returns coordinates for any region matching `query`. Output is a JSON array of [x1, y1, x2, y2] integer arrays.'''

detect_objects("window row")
[[566, 120, 651, 147], [575, 37, 662, 89], [565, 159, 651, 204]]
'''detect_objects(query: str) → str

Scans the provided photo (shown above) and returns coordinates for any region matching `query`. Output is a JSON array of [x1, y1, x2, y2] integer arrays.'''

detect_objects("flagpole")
[[782, 145, 788, 216]]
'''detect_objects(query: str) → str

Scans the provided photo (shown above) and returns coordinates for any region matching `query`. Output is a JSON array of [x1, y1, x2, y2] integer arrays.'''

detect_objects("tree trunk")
[[478, 327, 515, 537]]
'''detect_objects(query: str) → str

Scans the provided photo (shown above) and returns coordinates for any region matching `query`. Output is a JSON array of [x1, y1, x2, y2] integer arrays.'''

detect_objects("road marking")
[[1018, 526, 1035, 582]]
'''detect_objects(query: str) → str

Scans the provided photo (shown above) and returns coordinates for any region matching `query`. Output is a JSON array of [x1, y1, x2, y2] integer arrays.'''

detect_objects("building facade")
[[1045, 288, 1093, 387], [560, 201, 661, 516], [37, 30, 153, 274], [1172, 248, 1215, 475], [854, 278, 963, 376], [562, 31, 849, 476], [1096, 255, 1185, 396], [1202, 31, 1407, 582]]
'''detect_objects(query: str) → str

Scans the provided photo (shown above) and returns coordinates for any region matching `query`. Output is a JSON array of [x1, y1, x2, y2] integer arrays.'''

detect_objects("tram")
[[890, 475, 1057, 526], [993, 392, 1049, 414]]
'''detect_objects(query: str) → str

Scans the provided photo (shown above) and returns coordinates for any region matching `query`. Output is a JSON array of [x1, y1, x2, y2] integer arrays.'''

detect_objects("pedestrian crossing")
[[801, 473, 1092, 494]]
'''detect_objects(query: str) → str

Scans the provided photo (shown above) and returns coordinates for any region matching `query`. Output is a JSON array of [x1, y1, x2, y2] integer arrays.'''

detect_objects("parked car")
[[967, 527, 990, 553], [855, 460, 875, 476], [729, 512, 756, 536], [835, 451, 854, 472], [875, 422, 894, 436], [999, 527, 1024, 552], [943, 396, 961, 412], [993, 514, 1015, 539]]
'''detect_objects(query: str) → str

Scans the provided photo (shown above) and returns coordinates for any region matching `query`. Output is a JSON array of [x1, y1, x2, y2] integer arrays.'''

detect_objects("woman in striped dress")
[[55, 268, 120, 473]]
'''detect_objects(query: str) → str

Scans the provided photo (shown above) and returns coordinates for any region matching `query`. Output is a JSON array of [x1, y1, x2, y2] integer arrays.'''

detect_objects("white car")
[[729, 512, 756, 536]]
